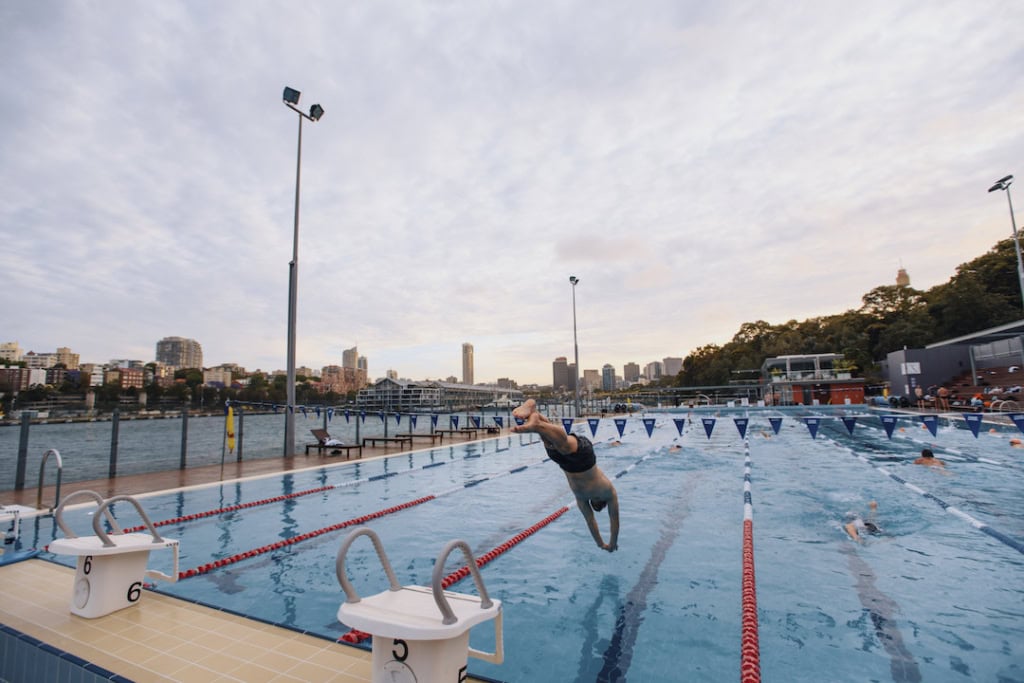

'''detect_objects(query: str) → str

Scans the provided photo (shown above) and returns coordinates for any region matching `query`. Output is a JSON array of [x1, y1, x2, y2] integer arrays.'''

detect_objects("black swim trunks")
[[544, 434, 597, 473]]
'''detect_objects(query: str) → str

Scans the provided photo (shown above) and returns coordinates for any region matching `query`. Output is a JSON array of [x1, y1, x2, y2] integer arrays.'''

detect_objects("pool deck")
[[1, 435, 503, 683]]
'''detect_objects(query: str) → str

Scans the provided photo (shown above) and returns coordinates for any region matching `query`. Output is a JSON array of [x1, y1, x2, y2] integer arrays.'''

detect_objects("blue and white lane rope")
[[840, 443, 1024, 556]]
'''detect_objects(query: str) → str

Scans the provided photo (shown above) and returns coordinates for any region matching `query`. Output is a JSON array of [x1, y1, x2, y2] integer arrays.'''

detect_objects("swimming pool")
[[28, 408, 1024, 682]]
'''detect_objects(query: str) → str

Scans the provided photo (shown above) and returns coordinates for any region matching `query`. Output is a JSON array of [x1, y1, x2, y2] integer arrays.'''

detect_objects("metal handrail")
[[91, 495, 166, 547], [429, 539, 493, 625], [335, 527, 402, 602], [36, 449, 63, 512], [53, 490, 122, 539]]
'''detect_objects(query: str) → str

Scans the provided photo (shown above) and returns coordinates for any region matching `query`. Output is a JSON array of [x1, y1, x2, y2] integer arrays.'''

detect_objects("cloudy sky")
[[2, 1, 1021, 385]]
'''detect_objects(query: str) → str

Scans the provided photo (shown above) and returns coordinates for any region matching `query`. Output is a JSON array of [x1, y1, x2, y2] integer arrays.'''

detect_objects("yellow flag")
[[226, 406, 236, 453]]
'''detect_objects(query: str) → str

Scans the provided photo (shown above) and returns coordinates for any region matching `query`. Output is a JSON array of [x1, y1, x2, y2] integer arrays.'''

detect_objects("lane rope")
[[740, 439, 762, 683], [174, 457, 553, 579]]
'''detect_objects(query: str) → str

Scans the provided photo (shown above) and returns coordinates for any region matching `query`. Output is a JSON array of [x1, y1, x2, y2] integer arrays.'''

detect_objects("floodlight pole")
[[570, 276, 581, 418], [988, 175, 1024, 310], [282, 88, 324, 457]]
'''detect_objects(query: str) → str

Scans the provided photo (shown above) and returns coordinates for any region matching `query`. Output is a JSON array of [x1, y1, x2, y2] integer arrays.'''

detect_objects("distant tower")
[[896, 264, 910, 287], [462, 343, 474, 385]]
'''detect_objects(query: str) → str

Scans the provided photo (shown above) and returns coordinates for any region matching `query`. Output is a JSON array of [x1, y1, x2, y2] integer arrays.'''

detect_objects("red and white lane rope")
[[741, 439, 761, 683]]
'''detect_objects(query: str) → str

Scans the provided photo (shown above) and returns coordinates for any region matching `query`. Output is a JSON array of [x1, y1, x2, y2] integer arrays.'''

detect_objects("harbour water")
[[0, 408, 514, 492]]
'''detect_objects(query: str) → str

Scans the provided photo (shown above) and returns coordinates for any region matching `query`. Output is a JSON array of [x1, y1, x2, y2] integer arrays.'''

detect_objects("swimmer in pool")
[[512, 399, 620, 552], [845, 501, 881, 543], [913, 448, 946, 468]]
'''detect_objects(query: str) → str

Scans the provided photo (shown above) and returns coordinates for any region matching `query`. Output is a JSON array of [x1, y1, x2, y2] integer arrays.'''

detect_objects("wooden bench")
[[434, 428, 478, 439], [397, 432, 445, 444], [362, 436, 414, 449], [306, 428, 362, 458], [305, 442, 363, 458]]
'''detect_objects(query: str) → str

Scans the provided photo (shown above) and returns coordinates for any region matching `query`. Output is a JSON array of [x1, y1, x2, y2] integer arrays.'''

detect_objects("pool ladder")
[[36, 448, 63, 512]]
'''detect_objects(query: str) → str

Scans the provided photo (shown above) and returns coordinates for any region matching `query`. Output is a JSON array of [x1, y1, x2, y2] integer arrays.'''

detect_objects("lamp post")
[[282, 86, 325, 456], [569, 275, 581, 418], [988, 174, 1024, 310]]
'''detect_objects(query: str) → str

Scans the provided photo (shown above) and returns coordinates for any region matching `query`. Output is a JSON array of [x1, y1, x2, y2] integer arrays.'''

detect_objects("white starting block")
[[48, 492, 178, 619], [336, 528, 503, 683]]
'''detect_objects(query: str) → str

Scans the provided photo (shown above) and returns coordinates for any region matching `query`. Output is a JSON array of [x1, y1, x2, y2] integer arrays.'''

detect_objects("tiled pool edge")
[[0, 622, 131, 683]]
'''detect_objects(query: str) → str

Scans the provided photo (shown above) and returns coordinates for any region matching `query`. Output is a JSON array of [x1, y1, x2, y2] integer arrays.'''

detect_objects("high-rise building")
[[623, 362, 640, 383], [584, 369, 600, 391], [568, 363, 577, 392], [552, 357, 568, 390], [56, 347, 80, 369], [462, 343, 474, 385], [0, 342, 23, 363], [644, 361, 663, 380], [343, 346, 359, 369], [663, 357, 683, 378], [602, 364, 616, 391], [155, 336, 203, 368]]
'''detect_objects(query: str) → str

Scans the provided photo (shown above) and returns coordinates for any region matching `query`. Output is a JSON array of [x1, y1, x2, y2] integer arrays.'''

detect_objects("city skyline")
[[2, 3, 1021, 386], [2, 337, 682, 388]]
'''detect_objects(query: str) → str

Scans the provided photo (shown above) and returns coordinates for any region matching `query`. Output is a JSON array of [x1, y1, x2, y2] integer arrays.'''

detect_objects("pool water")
[[29, 409, 1024, 682]]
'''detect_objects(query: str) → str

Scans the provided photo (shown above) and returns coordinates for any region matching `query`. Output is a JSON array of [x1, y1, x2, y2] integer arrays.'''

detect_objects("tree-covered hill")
[[674, 237, 1020, 386]]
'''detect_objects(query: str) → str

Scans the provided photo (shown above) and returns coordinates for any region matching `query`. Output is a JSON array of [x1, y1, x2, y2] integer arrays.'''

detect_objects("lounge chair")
[[306, 428, 362, 458]]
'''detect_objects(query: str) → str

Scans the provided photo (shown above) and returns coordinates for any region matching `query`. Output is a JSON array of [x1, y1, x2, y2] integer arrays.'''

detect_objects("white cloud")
[[1, 0, 1021, 383]]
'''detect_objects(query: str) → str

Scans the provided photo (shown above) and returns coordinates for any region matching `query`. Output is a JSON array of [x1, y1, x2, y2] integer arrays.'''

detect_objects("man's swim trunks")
[[544, 434, 597, 473]]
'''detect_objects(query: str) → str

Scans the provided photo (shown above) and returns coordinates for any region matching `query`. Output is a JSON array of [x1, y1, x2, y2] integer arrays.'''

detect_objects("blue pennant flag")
[[880, 415, 898, 439], [673, 418, 686, 436], [327, 407, 334, 422], [471, 416, 481, 428], [378, 411, 385, 424], [614, 418, 627, 437], [359, 411, 367, 423], [300, 406, 307, 418], [841, 416, 857, 435], [962, 413, 982, 438], [410, 415, 418, 428], [803, 417, 820, 440], [431, 414, 439, 428], [493, 416, 503, 429], [734, 418, 749, 439], [920, 415, 938, 437], [768, 417, 783, 434], [315, 407, 321, 418], [702, 418, 716, 439], [515, 416, 525, 426], [588, 418, 600, 436], [343, 409, 349, 422], [451, 416, 460, 429], [643, 418, 656, 437], [288, 405, 294, 414], [562, 418, 574, 434], [1010, 413, 1024, 435], [273, 404, 280, 413], [394, 413, 402, 425]]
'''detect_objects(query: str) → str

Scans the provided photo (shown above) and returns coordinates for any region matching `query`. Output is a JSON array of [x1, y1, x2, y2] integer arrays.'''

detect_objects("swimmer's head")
[[863, 521, 881, 534], [920, 448, 934, 459]]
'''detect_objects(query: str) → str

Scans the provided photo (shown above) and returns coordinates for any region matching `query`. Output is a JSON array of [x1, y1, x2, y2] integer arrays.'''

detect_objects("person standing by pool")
[[512, 399, 620, 552], [913, 448, 946, 468]]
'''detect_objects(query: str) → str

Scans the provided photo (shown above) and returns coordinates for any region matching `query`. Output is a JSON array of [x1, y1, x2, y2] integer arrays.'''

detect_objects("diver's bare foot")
[[512, 399, 537, 420], [511, 408, 543, 433]]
